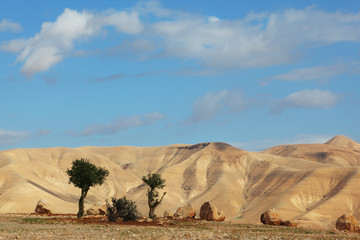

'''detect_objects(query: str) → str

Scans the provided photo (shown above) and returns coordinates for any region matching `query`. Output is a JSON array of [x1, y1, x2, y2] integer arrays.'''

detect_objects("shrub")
[[106, 197, 141, 222]]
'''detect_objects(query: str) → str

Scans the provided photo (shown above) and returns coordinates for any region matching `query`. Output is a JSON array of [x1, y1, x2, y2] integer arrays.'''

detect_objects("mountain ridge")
[[0, 137, 359, 229]]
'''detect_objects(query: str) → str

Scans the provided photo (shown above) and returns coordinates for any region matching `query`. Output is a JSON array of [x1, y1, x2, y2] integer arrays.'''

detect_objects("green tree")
[[67, 158, 109, 218], [142, 173, 166, 219]]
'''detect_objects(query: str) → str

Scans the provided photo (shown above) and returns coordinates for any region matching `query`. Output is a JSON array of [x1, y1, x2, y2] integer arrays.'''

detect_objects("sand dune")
[[0, 136, 359, 229]]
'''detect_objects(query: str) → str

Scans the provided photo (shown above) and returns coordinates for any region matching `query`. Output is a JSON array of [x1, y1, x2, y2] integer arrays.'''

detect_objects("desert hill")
[[326, 135, 360, 150], [0, 137, 359, 229]]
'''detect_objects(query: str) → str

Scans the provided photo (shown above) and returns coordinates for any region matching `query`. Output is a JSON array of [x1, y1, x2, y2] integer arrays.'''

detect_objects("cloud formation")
[[272, 89, 342, 113], [0, 129, 31, 146], [2, 3, 360, 76], [80, 112, 164, 136], [1, 8, 143, 76], [0, 19, 22, 32], [86, 74, 125, 82], [186, 90, 248, 124], [187, 88, 342, 123], [149, 6, 360, 70], [264, 64, 348, 83]]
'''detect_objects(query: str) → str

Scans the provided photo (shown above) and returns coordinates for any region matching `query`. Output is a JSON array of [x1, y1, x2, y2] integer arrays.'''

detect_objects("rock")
[[336, 214, 360, 233], [200, 202, 225, 221], [174, 203, 196, 219], [136, 218, 145, 223], [35, 199, 52, 214], [86, 208, 98, 216], [86, 204, 107, 216], [260, 209, 297, 227], [260, 209, 282, 226], [164, 209, 173, 218], [281, 220, 298, 227], [98, 205, 107, 215]]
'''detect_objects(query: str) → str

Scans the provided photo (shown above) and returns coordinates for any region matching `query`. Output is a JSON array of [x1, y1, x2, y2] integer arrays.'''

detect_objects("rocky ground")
[[0, 214, 359, 240]]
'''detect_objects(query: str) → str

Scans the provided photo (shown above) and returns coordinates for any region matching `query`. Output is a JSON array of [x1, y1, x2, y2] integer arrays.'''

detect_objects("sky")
[[1, 0, 359, 151]]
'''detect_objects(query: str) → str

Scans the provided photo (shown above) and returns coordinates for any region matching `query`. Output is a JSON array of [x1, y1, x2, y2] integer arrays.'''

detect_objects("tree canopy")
[[142, 173, 166, 219], [67, 158, 109, 218], [142, 173, 166, 191]]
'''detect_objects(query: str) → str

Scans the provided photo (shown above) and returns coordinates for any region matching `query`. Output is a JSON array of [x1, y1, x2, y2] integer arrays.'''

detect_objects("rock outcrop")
[[260, 209, 298, 227], [35, 199, 52, 214], [200, 202, 225, 221], [336, 214, 360, 233], [260, 209, 282, 226], [174, 203, 196, 219], [164, 209, 173, 218], [86, 204, 107, 215]]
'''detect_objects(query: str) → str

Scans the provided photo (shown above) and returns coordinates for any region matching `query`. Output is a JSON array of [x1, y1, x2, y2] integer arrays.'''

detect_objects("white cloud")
[[80, 112, 164, 136], [3, 3, 360, 75], [0, 19, 22, 32], [208, 16, 220, 23], [265, 64, 348, 83], [0, 129, 31, 146], [272, 89, 342, 113], [133, 0, 187, 18], [148, 6, 360, 70], [1, 8, 143, 76], [186, 90, 248, 124]]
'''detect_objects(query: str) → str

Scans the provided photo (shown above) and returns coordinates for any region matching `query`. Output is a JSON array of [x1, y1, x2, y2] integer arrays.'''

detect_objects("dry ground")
[[0, 214, 359, 240]]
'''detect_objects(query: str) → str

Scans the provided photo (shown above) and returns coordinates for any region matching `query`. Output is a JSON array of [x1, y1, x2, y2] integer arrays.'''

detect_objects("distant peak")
[[325, 135, 360, 149]]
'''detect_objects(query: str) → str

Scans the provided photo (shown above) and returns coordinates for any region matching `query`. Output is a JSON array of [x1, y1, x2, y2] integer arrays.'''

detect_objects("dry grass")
[[0, 214, 359, 240]]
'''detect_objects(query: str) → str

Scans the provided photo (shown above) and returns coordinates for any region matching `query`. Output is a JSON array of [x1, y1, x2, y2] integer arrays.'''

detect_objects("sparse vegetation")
[[106, 196, 141, 222], [0, 214, 359, 239], [66, 158, 109, 218], [178, 143, 210, 150], [22, 217, 47, 224], [142, 173, 166, 219]]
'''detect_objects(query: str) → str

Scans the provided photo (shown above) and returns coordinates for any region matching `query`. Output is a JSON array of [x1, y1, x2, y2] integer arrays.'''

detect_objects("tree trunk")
[[77, 188, 88, 218], [148, 192, 166, 219], [149, 207, 156, 219]]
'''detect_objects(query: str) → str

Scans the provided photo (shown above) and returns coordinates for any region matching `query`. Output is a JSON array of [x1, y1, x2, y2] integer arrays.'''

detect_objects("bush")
[[106, 197, 141, 222]]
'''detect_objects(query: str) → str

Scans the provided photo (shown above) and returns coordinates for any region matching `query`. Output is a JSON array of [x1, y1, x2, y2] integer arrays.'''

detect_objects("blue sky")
[[1, 0, 359, 151]]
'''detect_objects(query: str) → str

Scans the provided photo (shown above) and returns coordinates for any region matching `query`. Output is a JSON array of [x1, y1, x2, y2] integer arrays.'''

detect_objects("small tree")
[[142, 173, 166, 219], [106, 196, 141, 222], [67, 158, 109, 218]]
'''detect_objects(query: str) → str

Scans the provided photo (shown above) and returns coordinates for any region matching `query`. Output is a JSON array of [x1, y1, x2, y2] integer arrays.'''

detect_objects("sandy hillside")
[[0, 136, 359, 229]]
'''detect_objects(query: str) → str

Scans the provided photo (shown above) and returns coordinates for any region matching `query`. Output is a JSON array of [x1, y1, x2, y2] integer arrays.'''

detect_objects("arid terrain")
[[0, 135, 359, 231], [0, 213, 359, 240]]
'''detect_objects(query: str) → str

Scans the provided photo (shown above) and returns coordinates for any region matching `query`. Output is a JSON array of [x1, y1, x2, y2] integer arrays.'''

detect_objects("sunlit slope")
[[0, 137, 359, 229]]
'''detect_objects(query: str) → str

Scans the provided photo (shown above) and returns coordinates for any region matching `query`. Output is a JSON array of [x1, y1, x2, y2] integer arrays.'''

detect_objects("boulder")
[[336, 214, 360, 233], [260, 209, 297, 227], [174, 203, 196, 219], [260, 209, 282, 226], [164, 209, 173, 218], [35, 199, 52, 215], [98, 205, 107, 215], [200, 202, 225, 221], [86, 204, 107, 216], [281, 220, 298, 227]]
